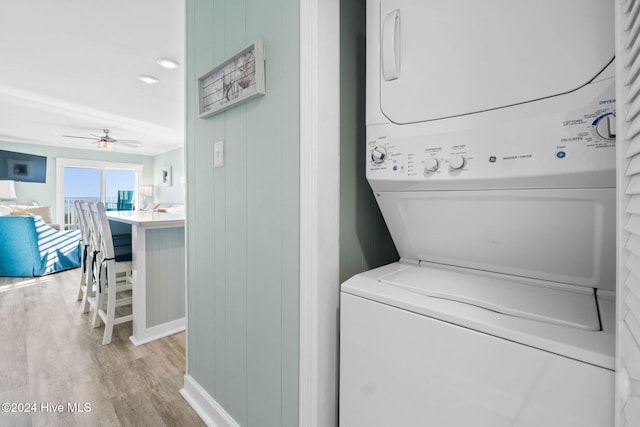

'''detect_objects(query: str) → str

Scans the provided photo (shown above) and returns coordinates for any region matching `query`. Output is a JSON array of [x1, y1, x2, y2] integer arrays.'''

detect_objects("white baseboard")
[[129, 317, 186, 346], [180, 374, 241, 427]]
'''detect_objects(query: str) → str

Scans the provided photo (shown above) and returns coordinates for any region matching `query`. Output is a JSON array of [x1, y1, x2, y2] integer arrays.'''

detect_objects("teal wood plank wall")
[[185, 1, 299, 426]]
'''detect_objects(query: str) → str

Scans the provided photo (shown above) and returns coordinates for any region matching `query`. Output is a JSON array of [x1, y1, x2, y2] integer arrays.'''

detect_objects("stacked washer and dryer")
[[340, 1, 617, 426]]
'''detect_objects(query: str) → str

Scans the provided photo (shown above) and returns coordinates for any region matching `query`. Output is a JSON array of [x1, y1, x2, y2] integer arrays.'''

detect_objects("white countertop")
[[106, 210, 185, 227]]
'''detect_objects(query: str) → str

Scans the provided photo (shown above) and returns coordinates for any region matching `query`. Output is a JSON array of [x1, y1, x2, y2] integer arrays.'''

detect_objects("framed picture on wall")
[[198, 39, 266, 118], [7, 158, 33, 180], [161, 165, 172, 187]]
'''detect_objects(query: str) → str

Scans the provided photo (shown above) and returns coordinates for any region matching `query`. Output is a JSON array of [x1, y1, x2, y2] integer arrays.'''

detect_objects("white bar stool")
[[88, 201, 133, 345]]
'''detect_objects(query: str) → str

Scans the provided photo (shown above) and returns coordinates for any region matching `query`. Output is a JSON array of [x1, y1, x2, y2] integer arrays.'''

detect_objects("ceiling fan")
[[62, 129, 141, 149]]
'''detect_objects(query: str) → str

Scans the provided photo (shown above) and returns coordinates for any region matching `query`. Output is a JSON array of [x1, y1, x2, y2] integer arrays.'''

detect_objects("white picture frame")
[[198, 39, 266, 118], [161, 165, 172, 187]]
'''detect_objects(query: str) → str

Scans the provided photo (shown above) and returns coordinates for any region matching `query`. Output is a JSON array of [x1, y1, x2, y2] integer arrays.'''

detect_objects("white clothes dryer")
[[340, 1, 617, 426]]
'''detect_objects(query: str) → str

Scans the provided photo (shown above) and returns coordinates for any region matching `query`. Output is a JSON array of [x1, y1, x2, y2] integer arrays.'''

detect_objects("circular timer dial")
[[424, 157, 440, 172], [449, 155, 466, 170], [371, 146, 387, 164], [594, 113, 616, 140]]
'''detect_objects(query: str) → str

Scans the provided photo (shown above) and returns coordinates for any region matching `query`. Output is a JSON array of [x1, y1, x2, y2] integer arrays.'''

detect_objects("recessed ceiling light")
[[138, 75, 160, 84], [156, 58, 180, 69]]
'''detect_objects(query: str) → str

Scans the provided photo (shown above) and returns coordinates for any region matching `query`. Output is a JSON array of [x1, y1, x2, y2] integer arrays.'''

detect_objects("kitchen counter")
[[107, 210, 186, 345]]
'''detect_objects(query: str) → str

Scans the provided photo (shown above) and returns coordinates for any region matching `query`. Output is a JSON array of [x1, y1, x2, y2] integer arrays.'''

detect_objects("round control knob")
[[595, 113, 616, 140], [424, 157, 440, 172], [449, 155, 466, 170], [371, 146, 387, 164]]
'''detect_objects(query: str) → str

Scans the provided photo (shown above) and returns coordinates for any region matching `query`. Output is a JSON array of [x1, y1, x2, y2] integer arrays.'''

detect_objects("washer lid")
[[374, 189, 616, 291], [380, 264, 600, 331], [377, 0, 614, 123]]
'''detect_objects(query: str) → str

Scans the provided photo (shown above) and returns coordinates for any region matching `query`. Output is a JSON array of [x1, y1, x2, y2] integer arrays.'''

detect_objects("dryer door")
[[376, 0, 614, 124]]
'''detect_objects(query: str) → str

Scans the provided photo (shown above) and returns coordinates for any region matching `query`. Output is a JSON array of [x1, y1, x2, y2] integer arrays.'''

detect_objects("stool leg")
[[76, 266, 85, 301], [81, 252, 94, 314], [91, 267, 105, 328], [102, 265, 117, 345]]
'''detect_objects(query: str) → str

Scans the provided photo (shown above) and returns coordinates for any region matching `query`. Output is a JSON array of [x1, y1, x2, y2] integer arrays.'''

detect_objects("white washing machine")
[[340, 1, 617, 426]]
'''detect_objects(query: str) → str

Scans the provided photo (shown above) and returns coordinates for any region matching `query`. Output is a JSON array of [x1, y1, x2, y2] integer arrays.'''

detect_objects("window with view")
[[57, 159, 142, 230]]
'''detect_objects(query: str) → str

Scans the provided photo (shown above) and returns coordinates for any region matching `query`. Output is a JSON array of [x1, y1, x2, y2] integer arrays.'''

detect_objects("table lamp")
[[0, 180, 16, 203], [141, 185, 154, 210]]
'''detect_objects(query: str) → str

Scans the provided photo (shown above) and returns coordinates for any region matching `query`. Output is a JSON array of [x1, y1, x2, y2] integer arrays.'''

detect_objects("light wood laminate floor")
[[0, 268, 204, 427]]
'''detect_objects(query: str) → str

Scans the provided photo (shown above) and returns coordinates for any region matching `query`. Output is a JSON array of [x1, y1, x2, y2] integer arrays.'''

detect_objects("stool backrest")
[[83, 202, 101, 255], [74, 200, 91, 245], [89, 201, 116, 259]]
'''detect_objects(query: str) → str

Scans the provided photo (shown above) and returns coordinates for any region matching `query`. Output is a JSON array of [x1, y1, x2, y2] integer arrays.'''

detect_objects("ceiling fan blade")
[[118, 141, 141, 148], [89, 133, 103, 138], [63, 135, 99, 140]]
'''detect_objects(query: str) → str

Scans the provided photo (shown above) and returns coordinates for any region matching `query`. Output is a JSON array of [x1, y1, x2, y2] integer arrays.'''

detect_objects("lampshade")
[[142, 185, 154, 197], [0, 180, 16, 200]]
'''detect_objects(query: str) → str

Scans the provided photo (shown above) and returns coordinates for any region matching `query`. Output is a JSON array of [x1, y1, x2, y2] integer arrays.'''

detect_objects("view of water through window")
[[63, 167, 136, 229]]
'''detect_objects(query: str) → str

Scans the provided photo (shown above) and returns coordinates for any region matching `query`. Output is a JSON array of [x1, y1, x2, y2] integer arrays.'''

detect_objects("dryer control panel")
[[367, 79, 616, 191]]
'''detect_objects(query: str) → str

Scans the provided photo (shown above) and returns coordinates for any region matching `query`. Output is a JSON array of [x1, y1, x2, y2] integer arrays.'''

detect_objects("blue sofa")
[[0, 215, 82, 277]]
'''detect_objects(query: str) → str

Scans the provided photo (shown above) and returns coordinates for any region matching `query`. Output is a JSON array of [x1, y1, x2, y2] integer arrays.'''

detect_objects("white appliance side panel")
[[372, 0, 614, 124], [375, 189, 615, 290], [340, 293, 614, 427]]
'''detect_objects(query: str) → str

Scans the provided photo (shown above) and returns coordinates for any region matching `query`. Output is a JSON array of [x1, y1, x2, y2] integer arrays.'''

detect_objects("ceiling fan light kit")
[[97, 139, 113, 149]]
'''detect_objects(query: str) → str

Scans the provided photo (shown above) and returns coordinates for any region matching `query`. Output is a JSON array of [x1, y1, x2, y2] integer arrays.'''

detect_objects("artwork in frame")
[[198, 39, 266, 118], [7, 158, 33, 180], [161, 165, 172, 187]]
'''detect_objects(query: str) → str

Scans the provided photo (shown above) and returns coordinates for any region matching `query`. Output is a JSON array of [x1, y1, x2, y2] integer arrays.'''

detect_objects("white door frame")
[[299, 0, 341, 426]]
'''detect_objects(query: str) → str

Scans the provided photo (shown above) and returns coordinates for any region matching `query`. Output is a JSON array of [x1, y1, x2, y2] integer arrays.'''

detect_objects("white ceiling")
[[0, 0, 185, 156]]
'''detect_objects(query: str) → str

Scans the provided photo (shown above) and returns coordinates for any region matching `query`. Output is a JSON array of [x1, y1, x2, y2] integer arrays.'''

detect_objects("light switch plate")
[[214, 140, 224, 167]]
